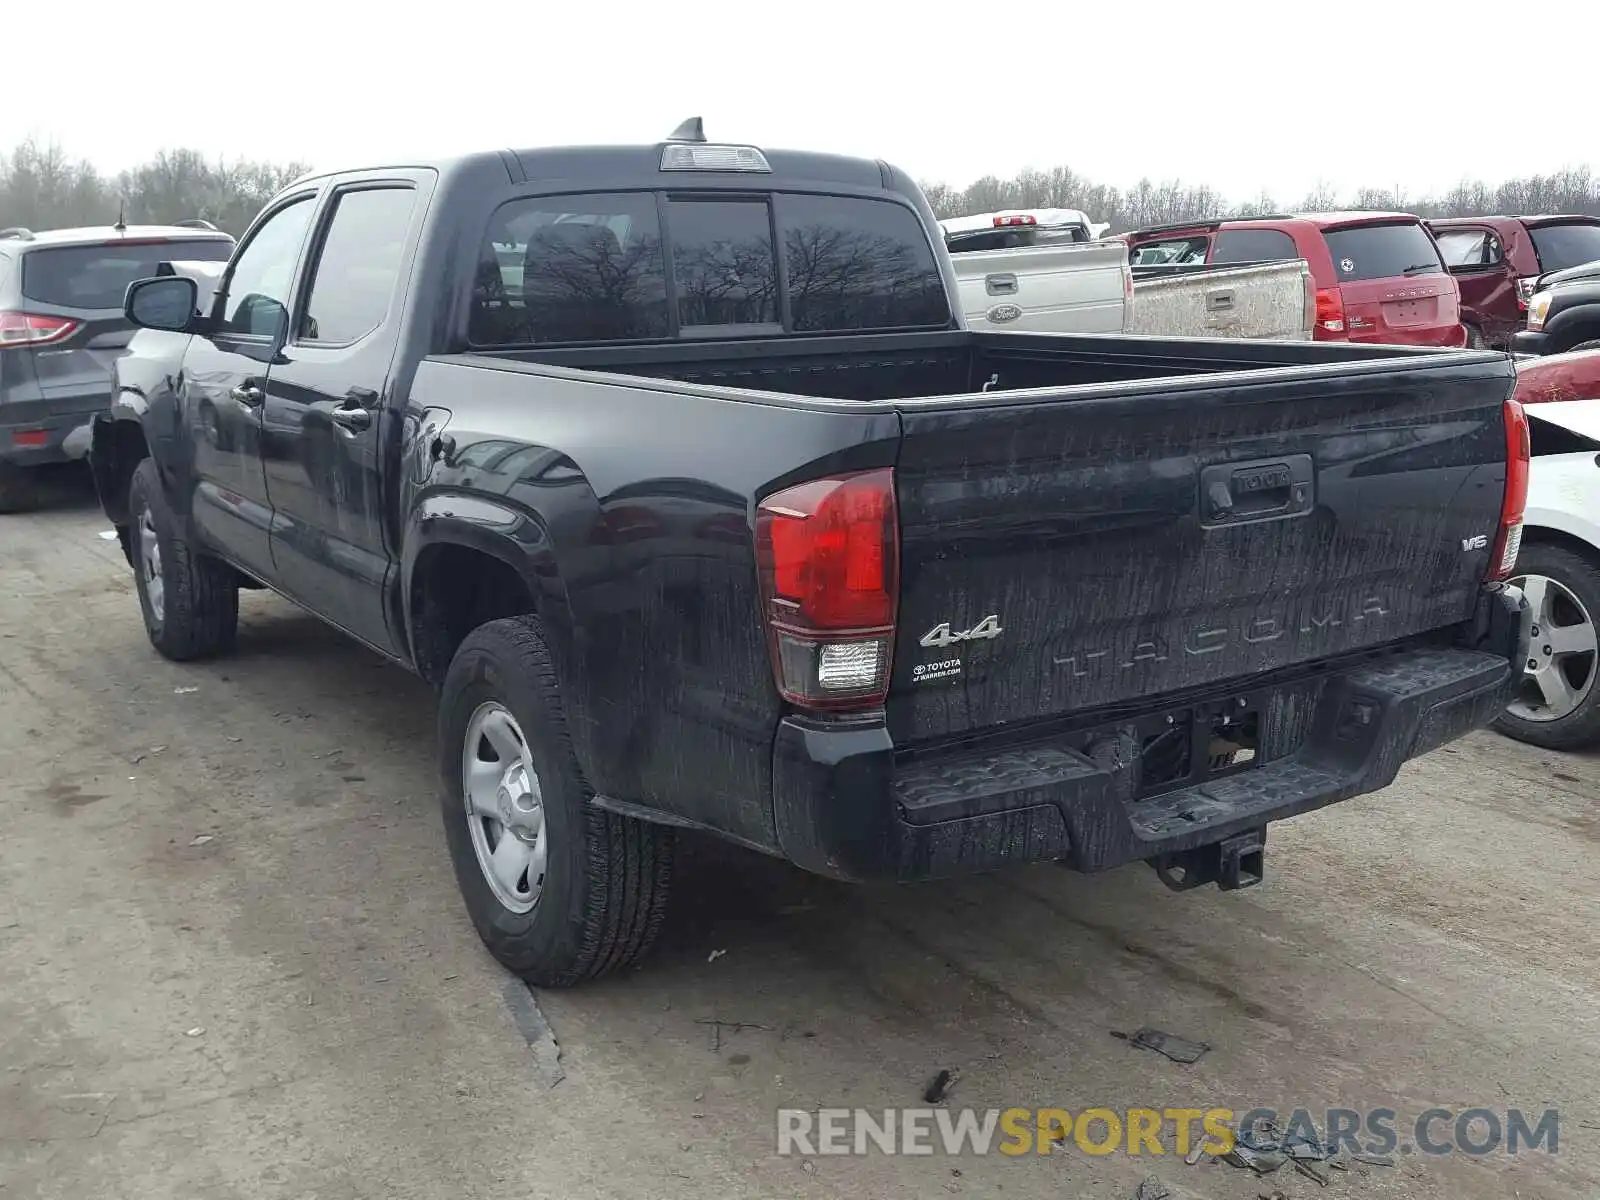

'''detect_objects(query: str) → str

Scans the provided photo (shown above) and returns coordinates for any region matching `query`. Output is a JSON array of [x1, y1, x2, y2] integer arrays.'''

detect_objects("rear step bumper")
[[771, 586, 1528, 884]]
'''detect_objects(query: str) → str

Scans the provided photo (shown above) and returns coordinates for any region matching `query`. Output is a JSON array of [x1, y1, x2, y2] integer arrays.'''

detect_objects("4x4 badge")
[[920, 615, 1003, 649]]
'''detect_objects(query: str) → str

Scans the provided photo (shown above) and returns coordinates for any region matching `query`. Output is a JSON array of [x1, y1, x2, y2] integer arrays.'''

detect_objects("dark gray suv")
[[0, 221, 234, 510]]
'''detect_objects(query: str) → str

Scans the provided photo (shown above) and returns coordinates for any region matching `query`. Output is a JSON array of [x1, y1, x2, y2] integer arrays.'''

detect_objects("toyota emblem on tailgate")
[[987, 303, 1022, 324]]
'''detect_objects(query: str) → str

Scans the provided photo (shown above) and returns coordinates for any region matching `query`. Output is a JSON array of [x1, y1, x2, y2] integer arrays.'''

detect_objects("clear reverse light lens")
[[816, 639, 887, 692], [660, 144, 771, 172]]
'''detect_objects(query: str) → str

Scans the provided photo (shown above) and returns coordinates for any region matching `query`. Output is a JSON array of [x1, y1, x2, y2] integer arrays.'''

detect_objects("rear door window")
[[296, 186, 417, 344], [1211, 228, 1298, 264], [1528, 222, 1600, 273], [779, 193, 949, 332], [1322, 221, 1443, 282], [1434, 229, 1502, 268], [20, 239, 233, 310]]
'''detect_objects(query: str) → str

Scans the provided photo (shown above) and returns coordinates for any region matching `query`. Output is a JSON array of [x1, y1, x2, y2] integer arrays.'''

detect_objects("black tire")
[[1464, 323, 1487, 350], [1493, 543, 1600, 751], [127, 458, 239, 660], [0, 461, 39, 514], [438, 615, 673, 987]]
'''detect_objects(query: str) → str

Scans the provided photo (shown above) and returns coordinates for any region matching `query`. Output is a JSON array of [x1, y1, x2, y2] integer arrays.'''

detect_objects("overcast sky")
[[7, 0, 1593, 204]]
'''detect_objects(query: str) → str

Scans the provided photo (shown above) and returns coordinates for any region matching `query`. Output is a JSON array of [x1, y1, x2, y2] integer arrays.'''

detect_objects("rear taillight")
[[1490, 398, 1530, 581], [754, 468, 898, 711], [1312, 287, 1346, 339], [1515, 276, 1539, 311], [0, 311, 79, 348], [994, 215, 1037, 227]]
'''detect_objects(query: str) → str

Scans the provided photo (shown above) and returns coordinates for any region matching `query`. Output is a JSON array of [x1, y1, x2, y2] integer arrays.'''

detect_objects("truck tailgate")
[[1127, 260, 1314, 341], [951, 241, 1129, 335], [889, 356, 1515, 743]]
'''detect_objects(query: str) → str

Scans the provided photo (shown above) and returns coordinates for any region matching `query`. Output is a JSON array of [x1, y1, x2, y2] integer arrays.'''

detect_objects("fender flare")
[[1543, 300, 1600, 352], [399, 491, 577, 682]]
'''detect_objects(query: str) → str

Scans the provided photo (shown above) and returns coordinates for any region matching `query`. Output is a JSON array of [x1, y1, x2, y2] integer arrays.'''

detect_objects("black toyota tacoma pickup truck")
[[91, 122, 1531, 986]]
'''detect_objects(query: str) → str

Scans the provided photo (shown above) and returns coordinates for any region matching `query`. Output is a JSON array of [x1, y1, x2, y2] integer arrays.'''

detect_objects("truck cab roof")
[[292, 140, 901, 197]]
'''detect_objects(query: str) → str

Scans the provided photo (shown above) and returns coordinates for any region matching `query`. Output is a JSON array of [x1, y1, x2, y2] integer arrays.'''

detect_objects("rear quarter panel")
[[401, 357, 900, 851]]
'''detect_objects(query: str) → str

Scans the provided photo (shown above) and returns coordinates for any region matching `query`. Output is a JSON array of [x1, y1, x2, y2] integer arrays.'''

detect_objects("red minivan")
[[1125, 213, 1465, 347], [1429, 215, 1600, 349]]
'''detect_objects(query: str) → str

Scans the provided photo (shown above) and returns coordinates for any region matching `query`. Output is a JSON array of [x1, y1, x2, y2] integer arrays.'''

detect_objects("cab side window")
[[297, 187, 417, 345]]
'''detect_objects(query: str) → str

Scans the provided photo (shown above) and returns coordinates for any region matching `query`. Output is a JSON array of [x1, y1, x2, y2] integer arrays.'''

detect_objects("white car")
[[1496, 351, 1600, 749]]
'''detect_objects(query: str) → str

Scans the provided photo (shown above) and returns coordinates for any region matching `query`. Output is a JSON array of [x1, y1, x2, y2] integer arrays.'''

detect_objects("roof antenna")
[[114, 199, 127, 233], [666, 117, 706, 144]]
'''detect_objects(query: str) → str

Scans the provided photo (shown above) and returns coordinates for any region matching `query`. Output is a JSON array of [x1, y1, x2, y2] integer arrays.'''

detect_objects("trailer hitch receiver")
[[1150, 828, 1266, 892]]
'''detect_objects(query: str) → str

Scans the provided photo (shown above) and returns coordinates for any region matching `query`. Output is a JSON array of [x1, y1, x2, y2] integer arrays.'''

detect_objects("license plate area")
[[1133, 693, 1262, 800]]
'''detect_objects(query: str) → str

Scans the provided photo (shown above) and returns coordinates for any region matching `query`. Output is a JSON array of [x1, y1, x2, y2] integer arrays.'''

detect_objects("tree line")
[[0, 139, 309, 238], [922, 165, 1600, 231], [5, 137, 1599, 239]]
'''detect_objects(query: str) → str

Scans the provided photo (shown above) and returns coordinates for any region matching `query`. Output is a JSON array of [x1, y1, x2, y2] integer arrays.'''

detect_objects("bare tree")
[[0, 138, 309, 236], [918, 161, 1600, 232]]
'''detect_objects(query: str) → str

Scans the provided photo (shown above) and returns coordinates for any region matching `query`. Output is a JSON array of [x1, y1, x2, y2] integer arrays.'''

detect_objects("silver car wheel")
[[139, 506, 164, 624], [461, 701, 547, 914], [1508, 573, 1598, 722]]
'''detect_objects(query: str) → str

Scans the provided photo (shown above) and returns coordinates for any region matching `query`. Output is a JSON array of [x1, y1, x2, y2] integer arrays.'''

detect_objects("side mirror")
[[125, 276, 199, 332]]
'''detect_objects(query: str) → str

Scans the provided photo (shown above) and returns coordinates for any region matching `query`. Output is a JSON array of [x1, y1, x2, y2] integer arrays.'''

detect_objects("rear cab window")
[[1322, 221, 1443, 282], [20, 239, 233, 309], [469, 191, 948, 346], [1211, 228, 1298, 264], [1528, 222, 1600, 273], [945, 226, 1089, 254], [1129, 236, 1210, 265]]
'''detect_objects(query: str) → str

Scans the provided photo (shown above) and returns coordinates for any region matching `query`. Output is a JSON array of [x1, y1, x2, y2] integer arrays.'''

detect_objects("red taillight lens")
[[755, 468, 898, 710], [1312, 287, 1346, 339], [0, 311, 80, 348], [994, 215, 1036, 227], [1490, 398, 1530, 581]]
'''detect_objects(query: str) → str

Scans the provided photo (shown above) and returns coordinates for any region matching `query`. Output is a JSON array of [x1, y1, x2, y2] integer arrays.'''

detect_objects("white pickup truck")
[[941, 210, 1313, 340]]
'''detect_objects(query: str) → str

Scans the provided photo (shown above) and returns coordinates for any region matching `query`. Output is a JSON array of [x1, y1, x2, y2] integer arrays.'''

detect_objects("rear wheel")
[[127, 459, 239, 660], [438, 615, 674, 987], [1494, 544, 1600, 750], [1464, 323, 1488, 350], [0, 461, 39, 514]]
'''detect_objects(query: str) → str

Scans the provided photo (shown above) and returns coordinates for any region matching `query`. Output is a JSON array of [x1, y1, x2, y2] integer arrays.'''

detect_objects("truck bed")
[[459, 328, 1453, 404]]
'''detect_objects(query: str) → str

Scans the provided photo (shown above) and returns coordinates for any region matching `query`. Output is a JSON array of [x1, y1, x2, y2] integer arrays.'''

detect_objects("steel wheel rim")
[[461, 701, 546, 914], [1508, 572, 1597, 723], [139, 507, 164, 624]]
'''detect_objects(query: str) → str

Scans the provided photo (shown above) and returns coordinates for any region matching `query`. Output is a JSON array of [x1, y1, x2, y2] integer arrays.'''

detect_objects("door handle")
[[329, 404, 372, 432], [230, 382, 264, 406], [985, 273, 1019, 296]]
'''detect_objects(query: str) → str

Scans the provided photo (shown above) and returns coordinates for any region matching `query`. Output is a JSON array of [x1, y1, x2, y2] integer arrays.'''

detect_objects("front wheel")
[[438, 615, 674, 987], [1494, 544, 1600, 750]]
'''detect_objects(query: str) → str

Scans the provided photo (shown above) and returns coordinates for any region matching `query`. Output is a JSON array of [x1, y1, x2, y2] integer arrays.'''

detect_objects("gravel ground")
[[2, 472, 1597, 1200]]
